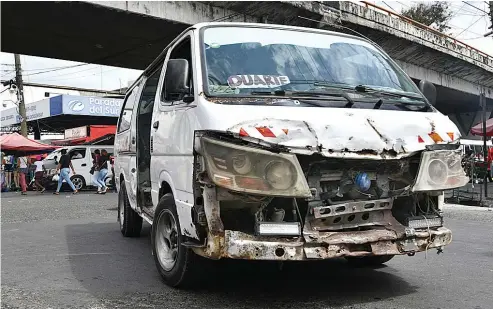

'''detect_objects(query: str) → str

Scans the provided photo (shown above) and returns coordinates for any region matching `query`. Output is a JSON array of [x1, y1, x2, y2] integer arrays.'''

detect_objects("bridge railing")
[[359, 1, 490, 59]]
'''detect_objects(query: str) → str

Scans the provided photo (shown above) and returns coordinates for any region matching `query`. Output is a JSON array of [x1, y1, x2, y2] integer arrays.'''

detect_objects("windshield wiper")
[[250, 89, 355, 108], [354, 84, 424, 101]]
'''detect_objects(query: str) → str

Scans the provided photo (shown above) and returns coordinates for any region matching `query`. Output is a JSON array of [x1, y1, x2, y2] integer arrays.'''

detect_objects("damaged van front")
[[116, 22, 469, 288], [190, 25, 467, 264]]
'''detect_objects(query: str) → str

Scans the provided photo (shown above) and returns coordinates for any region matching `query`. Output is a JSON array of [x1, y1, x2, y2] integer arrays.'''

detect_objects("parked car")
[[44, 145, 114, 191], [114, 22, 469, 288]]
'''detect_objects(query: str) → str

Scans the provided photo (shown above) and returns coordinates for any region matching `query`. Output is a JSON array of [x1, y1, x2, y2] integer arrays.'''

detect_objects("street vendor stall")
[[0, 133, 60, 154], [1, 133, 60, 191]]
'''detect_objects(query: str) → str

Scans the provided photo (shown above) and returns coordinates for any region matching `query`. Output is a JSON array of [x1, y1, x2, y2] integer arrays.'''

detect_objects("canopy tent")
[[470, 118, 493, 136], [0, 133, 60, 155]]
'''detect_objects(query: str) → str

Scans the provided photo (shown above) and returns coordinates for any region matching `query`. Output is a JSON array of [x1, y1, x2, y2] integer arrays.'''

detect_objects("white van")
[[44, 146, 114, 190], [114, 22, 468, 287]]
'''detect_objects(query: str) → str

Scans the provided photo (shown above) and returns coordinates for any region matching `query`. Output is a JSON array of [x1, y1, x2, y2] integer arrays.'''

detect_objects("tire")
[[70, 175, 85, 191], [345, 255, 395, 267], [118, 183, 143, 237], [152, 193, 206, 288]]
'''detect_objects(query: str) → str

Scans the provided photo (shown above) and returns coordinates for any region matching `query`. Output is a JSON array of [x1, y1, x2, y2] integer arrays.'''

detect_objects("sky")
[[0, 1, 492, 105]]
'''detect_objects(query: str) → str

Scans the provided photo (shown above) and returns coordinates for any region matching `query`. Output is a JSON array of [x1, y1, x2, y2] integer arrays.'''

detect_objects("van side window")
[[118, 85, 140, 133], [69, 149, 86, 160], [139, 65, 163, 115], [161, 36, 193, 103]]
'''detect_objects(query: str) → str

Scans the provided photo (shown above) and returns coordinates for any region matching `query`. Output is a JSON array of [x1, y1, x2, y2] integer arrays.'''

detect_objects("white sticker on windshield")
[[227, 75, 290, 88]]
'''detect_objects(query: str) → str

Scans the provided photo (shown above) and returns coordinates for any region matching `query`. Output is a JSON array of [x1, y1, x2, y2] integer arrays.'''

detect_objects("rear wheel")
[[118, 183, 142, 237], [152, 193, 207, 288], [345, 255, 394, 267]]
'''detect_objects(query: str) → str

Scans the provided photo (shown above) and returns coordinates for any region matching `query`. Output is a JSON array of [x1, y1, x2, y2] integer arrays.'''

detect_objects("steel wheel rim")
[[72, 177, 83, 190], [118, 194, 124, 229], [156, 209, 179, 271]]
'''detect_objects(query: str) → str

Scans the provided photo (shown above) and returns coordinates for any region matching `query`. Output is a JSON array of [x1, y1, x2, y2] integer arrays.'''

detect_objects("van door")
[[115, 82, 142, 208], [134, 64, 164, 215], [151, 33, 196, 207], [151, 32, 199, 238], [67, 147, 89, 187]]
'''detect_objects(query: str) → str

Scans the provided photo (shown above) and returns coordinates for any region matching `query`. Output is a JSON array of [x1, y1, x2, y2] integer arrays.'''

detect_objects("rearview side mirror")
[[165, 59, 191, 102], [419, 80, 437, 106]]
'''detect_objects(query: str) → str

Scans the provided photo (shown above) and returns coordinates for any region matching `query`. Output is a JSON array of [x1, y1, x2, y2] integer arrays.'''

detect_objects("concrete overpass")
[[2, 1, 493, 136]]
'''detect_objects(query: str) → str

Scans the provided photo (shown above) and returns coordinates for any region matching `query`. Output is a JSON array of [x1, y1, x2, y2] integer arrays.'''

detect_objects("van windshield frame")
[[199, 25, 425, 104]]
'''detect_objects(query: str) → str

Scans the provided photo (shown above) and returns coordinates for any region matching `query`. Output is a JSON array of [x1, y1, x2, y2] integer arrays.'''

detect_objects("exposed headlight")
[[201, 137, 311, 197], [412, 149, 469, 191]]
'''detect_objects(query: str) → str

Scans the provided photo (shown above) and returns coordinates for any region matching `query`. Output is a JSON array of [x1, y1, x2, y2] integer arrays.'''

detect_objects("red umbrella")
[[470, 118, 493, 136], [0, 133, 60, 154]]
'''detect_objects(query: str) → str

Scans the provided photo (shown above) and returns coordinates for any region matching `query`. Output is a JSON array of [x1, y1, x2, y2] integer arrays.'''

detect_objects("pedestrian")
[[17, 155, 29, 195], [33, 156, 46, 193], [1, 152, 5, 191], [95, 149, 109, 194], [3, 155, 13, 191], [91, 149, 101, 193], [13, 155, 20, 191], [54, 149, 78, 195]]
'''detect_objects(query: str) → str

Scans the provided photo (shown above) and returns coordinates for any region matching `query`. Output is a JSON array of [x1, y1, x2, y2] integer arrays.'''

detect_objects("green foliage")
[[401, 2, 453, 32]]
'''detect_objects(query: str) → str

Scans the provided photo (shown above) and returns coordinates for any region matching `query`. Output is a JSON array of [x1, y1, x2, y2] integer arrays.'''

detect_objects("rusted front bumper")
[[194, 227, 452, 260]]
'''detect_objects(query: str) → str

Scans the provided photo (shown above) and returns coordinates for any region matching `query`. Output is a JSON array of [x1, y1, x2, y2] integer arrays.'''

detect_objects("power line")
[[396, 1, 410, 9], [455, 15, 486, 37], [41, 67, 120, 82], [463, 1, 488, 14], [22, 63, 88, 77], [382, 1, 397, 12]]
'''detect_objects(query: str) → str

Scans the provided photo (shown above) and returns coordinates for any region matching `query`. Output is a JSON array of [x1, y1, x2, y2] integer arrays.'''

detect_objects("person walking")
[[95, 149, 109, 194], [33, 156, 46, 193], [91, 150, 101, 193], [17, 155, 29, 195], [54, 149, 78, 195], [12, 155, 20, 191]]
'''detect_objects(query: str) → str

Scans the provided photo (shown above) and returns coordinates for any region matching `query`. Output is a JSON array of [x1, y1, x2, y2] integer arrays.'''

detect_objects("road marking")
[[1, 252, 113, 258]]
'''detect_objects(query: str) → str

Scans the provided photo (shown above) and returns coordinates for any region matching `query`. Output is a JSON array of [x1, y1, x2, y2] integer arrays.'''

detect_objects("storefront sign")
[[0, 98, 51, 127], [65, 126, 88, 139], [62, 95, 123, 117]]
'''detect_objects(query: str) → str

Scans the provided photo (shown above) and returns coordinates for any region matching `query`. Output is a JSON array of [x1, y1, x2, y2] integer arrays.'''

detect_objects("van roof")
[[129, 22, 371, 92]]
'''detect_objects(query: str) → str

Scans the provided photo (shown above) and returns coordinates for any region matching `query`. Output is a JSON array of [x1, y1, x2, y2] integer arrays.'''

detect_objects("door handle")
[[153, 121, 159, 129], [81, 163, 87, 167], [132, 137, 136, 144], [131, 168, 136, 173]]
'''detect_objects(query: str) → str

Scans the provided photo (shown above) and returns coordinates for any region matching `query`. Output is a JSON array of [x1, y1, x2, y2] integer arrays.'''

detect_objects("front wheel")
[[70, 175, 85, 191], [345, 255, 395, 267], [152, 193, 207, 288]]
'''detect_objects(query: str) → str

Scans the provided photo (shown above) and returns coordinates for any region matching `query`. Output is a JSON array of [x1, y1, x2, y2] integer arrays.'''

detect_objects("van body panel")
[[193, 98, 460, 158]]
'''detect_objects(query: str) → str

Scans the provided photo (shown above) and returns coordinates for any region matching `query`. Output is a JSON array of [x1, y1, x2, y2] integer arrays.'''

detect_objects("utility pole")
[[14, 54, 28, 137], [485, 1, 493, 37]]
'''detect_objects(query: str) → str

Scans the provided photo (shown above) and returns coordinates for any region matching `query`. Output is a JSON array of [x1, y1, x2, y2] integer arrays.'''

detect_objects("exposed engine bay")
[[190, 132, 460, 260]]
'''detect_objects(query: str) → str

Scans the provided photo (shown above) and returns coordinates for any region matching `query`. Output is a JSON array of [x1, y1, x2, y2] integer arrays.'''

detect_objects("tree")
[[401, 2, 453, 33]]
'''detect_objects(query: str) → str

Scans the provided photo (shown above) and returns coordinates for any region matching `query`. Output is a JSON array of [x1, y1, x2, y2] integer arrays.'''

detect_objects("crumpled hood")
[[199, 101, 460, 159]]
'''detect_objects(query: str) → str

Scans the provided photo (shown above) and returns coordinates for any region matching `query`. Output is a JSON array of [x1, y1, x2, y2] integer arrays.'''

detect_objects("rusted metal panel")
[[194, 227, 452, 260]]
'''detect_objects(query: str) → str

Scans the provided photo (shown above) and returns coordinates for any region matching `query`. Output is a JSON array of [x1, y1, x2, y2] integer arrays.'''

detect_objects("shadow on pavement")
[[65, 222, 416, 308]]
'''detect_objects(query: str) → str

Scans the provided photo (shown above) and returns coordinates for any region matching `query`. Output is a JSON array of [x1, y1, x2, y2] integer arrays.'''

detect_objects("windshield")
[[202, 26, 422, 100]]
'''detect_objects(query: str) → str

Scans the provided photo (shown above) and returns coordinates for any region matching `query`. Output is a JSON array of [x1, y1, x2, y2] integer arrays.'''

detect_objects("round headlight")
[[428, 159, 448, 184], [232, 153, 252, 175], [265, 161, 296, 190]]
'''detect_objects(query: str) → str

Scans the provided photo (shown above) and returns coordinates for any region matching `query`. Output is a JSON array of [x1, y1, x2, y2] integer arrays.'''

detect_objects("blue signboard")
[[61, 95, 124, 117]]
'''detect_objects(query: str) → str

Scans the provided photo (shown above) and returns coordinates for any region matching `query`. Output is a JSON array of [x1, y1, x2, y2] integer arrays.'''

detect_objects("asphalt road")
[[1, 191, 493, 309]]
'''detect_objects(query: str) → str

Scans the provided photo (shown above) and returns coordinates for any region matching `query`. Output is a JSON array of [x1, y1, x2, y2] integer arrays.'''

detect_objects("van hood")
[[199, 101, 460, 159]]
